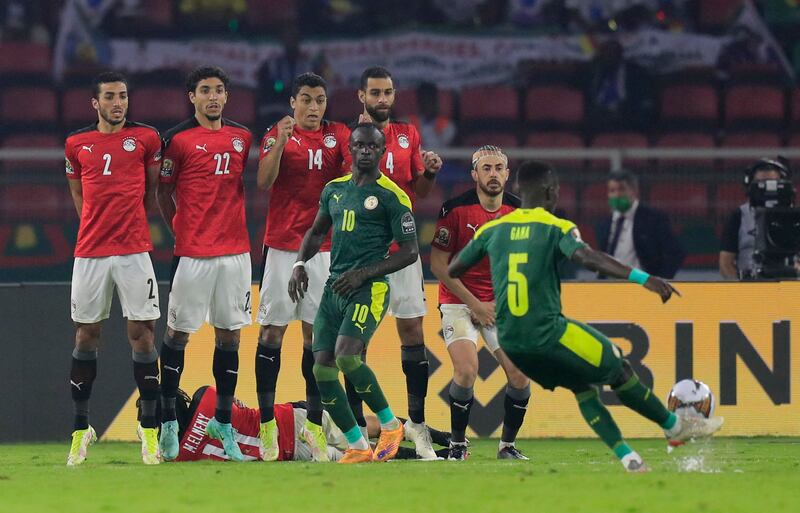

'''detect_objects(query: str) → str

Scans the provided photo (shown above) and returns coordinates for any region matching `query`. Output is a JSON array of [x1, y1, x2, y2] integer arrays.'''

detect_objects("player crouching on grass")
[[144, 387, 453, 462], [430, 145, 531, 461], [448, 160, 723, 472]]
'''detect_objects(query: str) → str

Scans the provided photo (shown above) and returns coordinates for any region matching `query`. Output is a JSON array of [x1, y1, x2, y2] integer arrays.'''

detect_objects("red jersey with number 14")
[[259, 120, 350, 251], [160, 117, 251, 257], [432, 189, 520, 304], [65, 121, 161, 258], [176, 386, 296, 462]]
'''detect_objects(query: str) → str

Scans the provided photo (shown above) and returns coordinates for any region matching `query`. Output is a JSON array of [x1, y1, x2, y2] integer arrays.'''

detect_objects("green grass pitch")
[[1, 438, 798, 513]]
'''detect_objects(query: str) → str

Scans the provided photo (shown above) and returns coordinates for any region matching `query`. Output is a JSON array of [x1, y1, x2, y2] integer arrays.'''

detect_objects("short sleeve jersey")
[[259, 120, 350, 251], [318, 173, 416, 280], [65, 121, 161, 258], [160, 118, 251, 257], [432, 189, 520, 304], [456, 208, 587, 352]]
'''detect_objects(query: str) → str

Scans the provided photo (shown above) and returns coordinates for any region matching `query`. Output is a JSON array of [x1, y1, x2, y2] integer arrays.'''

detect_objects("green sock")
[[313, 364, 357, 435], [575, 388, 624, 451], [613, 375, 672, 426], [336, 356, 391, 420]]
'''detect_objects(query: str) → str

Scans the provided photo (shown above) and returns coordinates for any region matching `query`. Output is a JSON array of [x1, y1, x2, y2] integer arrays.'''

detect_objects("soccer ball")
[[667, 379, 715, 418]]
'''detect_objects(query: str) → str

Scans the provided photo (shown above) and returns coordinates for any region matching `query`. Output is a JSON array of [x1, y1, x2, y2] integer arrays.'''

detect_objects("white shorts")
[[387, 256, 427, 319], [167, 253, 252, 333], [256, 248, 330, 326], [440, 303, 500, 353], [71, 252, 160, 323]]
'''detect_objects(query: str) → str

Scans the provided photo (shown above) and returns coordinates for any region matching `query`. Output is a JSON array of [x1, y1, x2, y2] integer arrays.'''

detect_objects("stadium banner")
[[104, 281, 800, 441], [106, 29, 727, 89]]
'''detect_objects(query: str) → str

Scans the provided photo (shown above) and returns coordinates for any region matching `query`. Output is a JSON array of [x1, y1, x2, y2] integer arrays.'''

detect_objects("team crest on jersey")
[[65, 158, 74, 175], [397, 134, 410, 149], [232, 137, 245, 153], [122, 137, 137, 152], [323, 134, 337, 148], [435, 227, 450, 246], [401, 212, 416, 235], [160, 158, 174, 177], [364, 196, 379, 210], [263, 137, 276, 153]]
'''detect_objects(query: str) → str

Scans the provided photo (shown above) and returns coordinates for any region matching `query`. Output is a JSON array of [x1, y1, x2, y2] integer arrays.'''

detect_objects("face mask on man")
[[609, 196, 632, 212]]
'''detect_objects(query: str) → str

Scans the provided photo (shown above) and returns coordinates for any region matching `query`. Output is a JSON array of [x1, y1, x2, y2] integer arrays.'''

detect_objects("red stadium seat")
[[0, 133, 61, 173], [791, 88, 800, 127], [724, 84, 785, 126], [556, 182, 577, 218], [714, 182, 746, 219], [654, 132, 716, 168], [660, 84, 718, 124], [224, 88, 257, 129], [788, 132, 800, 148], [579, 181, 610, 219], [326, 88, 362, 123], [698, 0, 744, 31], [62, 87, 99, 129], [524, 85, 584, 126], [393, 88, 455, 119], [0, 184, 69, 221], [648, 182, 709, 217], [139, 0, 173, 28], [130, 87, 189, 125], [721, 132, 784, 170], [246, 0, 298, 29], [461, 132, 519, 148], [0, 87, 57, 125], [460, 86, 518, 123], [525, 131, 584, 170], [0, 42, 52, 74], [589, 132, 649, 170]]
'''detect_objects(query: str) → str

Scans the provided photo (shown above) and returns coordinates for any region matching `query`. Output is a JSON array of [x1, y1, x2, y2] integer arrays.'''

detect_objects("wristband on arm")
[[628, 268, 650, 285]]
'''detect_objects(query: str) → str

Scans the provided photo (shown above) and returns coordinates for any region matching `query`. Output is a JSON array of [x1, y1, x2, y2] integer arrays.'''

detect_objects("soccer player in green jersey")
[[288, 123, 418, 463], [449, 160, 723, 472]]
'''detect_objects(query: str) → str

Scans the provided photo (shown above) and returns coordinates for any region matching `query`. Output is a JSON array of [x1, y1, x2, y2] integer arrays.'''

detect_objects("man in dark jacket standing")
[[595, 170, 685, 279]]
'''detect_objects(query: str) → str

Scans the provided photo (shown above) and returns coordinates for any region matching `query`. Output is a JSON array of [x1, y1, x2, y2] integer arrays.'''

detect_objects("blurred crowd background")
[[1, 0, 799, 281]]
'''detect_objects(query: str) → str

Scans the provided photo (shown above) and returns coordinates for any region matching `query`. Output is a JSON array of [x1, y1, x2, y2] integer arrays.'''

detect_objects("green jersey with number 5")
[[456, 207, 586, 352]]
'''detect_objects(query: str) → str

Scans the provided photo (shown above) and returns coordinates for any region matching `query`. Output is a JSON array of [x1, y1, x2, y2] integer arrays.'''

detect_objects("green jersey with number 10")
[[456, 207, 586, 353]]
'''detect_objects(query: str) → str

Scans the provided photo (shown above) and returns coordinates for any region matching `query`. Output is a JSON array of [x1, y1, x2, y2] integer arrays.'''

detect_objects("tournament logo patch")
[[160, 158, 174, 177], [232, 137, 245, 153], [263, 137, 276, 153], [364, 195, 379, 210], [65, 158, 74, 175], [397, 134, 410, 149], [435, 226, 450, 246], [571, 227, 583, 243], [122, 137, 137, 152], [401, 212, 416, 235], [323, 134, 337, 148]]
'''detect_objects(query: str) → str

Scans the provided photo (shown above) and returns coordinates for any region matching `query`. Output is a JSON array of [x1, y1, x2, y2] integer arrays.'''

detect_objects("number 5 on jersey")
[[508, 253, 529, 316]]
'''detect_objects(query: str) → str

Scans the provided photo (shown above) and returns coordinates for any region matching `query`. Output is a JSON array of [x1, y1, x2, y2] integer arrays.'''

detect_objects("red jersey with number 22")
[[259, 120, 350, 251], [432, 189, 520, 304], [160, 118, 251, 257], [65, 121, 161, 258]]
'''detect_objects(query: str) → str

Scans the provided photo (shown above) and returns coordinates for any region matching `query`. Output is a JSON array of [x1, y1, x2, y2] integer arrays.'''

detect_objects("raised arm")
[[256, 116, 294, 190]]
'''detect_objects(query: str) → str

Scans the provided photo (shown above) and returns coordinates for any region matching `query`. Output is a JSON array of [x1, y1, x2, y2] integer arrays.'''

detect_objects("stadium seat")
[[0, 87, 58, 127], [578, 181, 610, 219], [130, 87, 189, 126], [788, 132, 800, 148], [326, 88, 362, 123], [714, 182, 746, 219], [724, 84, 785, 127], [648, 182, 709, 217], [556, 182, 577, 218], [246, 0, 298, 29], [589, 132, 649, 170], [138, 0, 174, 28], [654, 132, 716, 169], [61, 87, 99, 130], [460, 132, 519, 148], [0, 185, 69, 221], [525, 131, 585, 170], [224, 88, 257, 129], [721, 132, 784, 171], [0, 133, 61, 173], [392, 88, 455, 119], [698, 0, 744, 32], [459, 86, 519, 125], [0, 42, 52, 75], [791, 88, 800, 128], [659, 84, 718, 126], [524, 85, 584, 127]]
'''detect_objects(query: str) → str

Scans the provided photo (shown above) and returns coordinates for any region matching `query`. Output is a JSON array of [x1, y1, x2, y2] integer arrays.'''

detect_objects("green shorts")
[[311, 279, 390, 353], [503, 319, 623, 392]]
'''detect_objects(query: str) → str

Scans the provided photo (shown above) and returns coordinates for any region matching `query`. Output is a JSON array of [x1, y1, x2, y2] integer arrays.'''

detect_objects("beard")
[[478, 180, 503, 197], [365, 104, 390, 123], [203, 112, 221, 121], [99, 109, 125, 126]]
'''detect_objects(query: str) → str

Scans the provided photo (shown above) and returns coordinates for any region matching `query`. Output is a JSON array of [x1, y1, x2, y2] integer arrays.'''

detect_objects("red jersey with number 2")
[[432, 189, 520, 304], [160, 118, 251, 257], [259, 120, 350, 251], [65, 121, 161, 258]]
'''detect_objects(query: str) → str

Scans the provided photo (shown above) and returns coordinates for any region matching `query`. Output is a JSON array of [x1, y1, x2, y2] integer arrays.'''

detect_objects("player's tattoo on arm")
[[156, 181, 177, 236]]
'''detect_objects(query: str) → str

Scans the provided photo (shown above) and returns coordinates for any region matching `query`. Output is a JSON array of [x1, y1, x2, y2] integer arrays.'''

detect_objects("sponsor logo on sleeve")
[[160, 158, 174, 177], [122, 137, 137, 152], [435, 226, 450, 246], [65, 158, 74, 175], [153, 149, 162, 162], [401, 212, 416, 235]]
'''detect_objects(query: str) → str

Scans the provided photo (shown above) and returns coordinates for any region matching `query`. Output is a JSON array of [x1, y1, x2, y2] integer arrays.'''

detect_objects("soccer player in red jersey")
[[64, 72, 162, 466], [254, 73, 350, 461], [156, 66, 253, 462], [429, 146, 531, 461], [341, 67, 443, 459]]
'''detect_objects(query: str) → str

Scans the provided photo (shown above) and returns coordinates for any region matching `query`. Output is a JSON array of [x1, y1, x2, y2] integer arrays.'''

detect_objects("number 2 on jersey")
[[102, 153, 112, 175], [213, 152, 230, 175], [508, 253, 529, 316]]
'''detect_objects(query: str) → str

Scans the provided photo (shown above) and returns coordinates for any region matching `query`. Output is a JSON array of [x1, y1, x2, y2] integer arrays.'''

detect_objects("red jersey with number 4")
[[432, 189, 520, 304], [160, 118, 251, 257], [260, 120, 350, 251], [176, 386, 296, 462], [65, 121, 161, 258]]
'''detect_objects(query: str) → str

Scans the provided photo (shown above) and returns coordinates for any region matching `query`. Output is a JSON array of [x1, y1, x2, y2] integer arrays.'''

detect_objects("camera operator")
[[719, 157, 795, 280]]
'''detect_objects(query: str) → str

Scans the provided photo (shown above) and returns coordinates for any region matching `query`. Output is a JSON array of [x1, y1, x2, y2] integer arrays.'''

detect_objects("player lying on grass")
[[154, 386, 452, 461], [448, 160, 723, 472]]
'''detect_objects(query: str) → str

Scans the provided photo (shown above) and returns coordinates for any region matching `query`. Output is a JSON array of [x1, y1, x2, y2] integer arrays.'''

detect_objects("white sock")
[[380, 417, 400, 431], [359, 426, 369, 440], [664, 415, 682, 438], [620, 451, 643, 469], [348, 436, 369, 451], [498, 441, 515, 450]]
